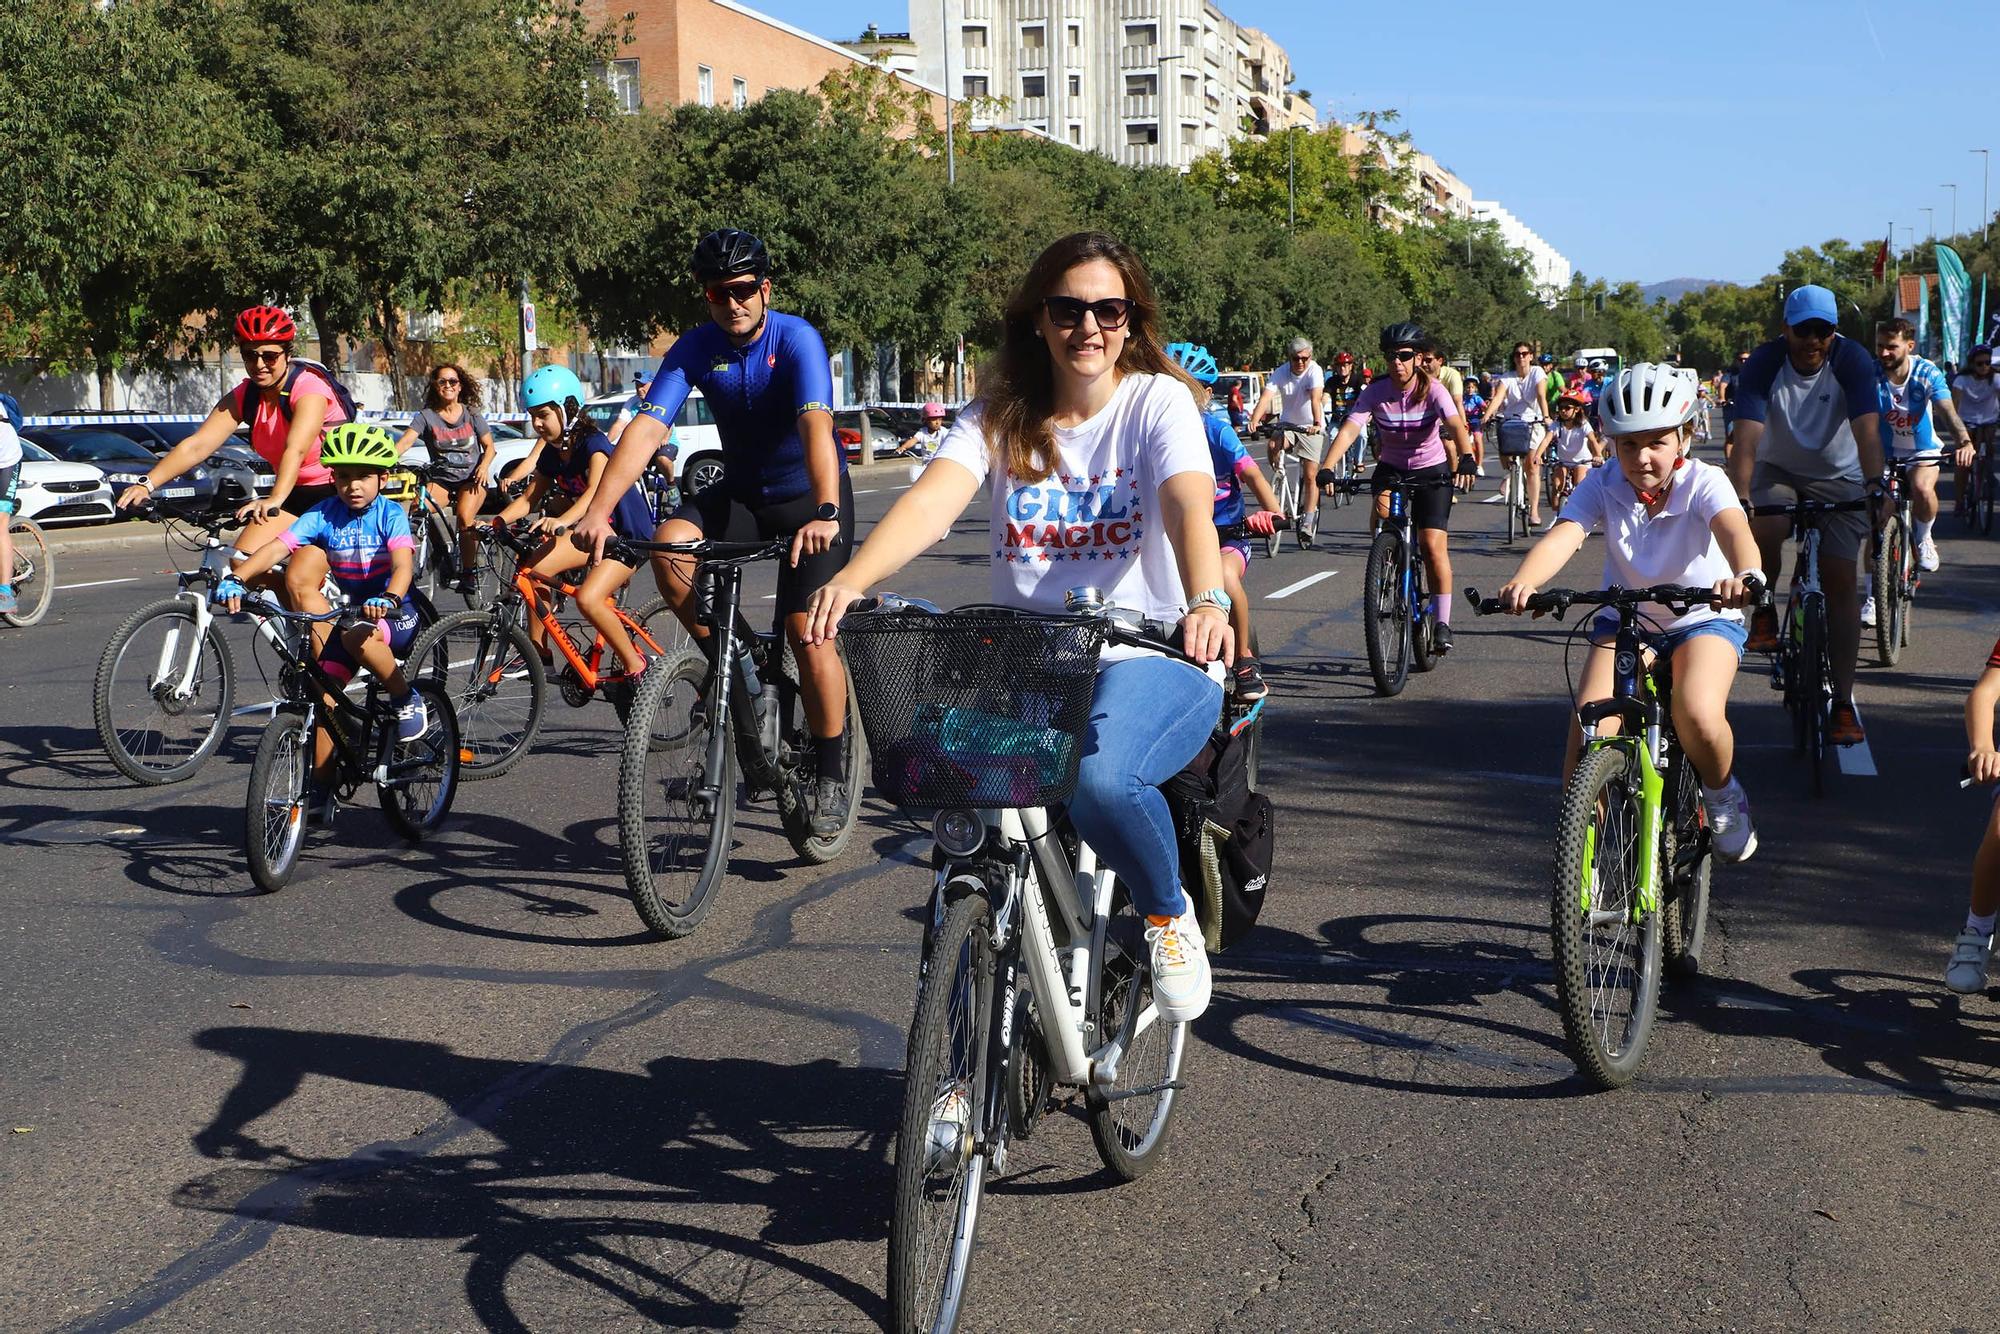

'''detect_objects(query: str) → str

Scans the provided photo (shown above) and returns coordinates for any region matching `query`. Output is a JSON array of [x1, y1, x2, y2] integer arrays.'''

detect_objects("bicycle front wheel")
[[3, 517, 53, 626], [1803, 601, 1829, 798], [245, 708, 311, 893], [1265, 465, 1292, 558], [1409, 549, 1438, 674], [94, 598, 238, 785], [378, 681, 460, 840], [1982, 462, 1996, 536], [1871, 521, 1906, 667], [1552, 744, 1662, 1089], [1086, 890, 1189, 1180], [1361, 529, 1409, 696], [618, 648, 734, 939], [405, 610, 546, 779], [889, 892, 994, 1334]]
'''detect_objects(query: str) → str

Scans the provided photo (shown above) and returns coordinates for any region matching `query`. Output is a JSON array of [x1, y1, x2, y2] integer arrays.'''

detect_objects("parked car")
[[26, 428, 222, 510], [873, 404, 958, 440], [14, 439, 116, 526], [832, 407, 901, 459], [96, 422, 273, 501]]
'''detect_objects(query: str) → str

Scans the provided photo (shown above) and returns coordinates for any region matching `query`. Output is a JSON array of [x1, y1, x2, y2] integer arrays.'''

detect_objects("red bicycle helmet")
[[233, 305, 296, 343]]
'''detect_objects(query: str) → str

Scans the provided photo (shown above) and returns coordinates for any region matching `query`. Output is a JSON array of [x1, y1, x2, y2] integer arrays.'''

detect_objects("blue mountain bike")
[[1334, 475, 1450, 695]]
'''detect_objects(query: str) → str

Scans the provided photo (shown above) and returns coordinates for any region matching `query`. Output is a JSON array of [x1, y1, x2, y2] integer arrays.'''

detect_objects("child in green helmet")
[[219, 424, 429, 780]]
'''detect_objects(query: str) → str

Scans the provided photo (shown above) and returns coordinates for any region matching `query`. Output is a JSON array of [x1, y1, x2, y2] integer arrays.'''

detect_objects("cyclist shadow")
[[0, 798, 257, 898], [176, 1025, 894, 1328], [0, 723, 132, 787]]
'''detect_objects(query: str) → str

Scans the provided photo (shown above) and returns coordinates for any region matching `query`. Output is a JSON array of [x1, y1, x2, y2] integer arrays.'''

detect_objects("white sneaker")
[[1145, 900, 1211, 1023], [1946, 929, 1994, 994], [1918, 537, 1941, 572], [1706, 780, 1757, 863], [1860, 595, 1876, 627], [1476, 461, 1488, 477]]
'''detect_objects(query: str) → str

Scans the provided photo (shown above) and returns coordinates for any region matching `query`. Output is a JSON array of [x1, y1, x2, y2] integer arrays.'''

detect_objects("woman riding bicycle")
[[805, 230, 1234, 1025], [394, 362, 499, 593], [1493, 363, 1763, 861], [1314, 321, 1474, 653]]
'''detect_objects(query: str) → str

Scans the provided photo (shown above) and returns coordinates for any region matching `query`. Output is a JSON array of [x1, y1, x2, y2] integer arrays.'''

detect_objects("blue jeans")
[[1069, 656, 1223, 919]]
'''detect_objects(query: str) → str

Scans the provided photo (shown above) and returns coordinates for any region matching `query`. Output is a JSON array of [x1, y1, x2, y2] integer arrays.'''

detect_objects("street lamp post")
[[1156, 53, 1183, 168], [941, 0, 954, 187], [1923, 206, 1936, 243], [1975, 149, 1990, 243], [1943, 183, 1959, 242]]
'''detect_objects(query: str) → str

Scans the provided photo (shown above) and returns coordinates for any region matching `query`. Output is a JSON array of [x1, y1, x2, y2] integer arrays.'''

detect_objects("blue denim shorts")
[[1590, 611, 1747, 660]]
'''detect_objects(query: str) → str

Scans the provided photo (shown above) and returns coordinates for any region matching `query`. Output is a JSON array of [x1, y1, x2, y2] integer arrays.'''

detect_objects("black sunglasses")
[[1513, 348, 1532, 357], [1789, 320, 1836, 340], [240, 347, 286, 365], [1043, 296, 1132, 330], [1388, 348, 1418, 363]]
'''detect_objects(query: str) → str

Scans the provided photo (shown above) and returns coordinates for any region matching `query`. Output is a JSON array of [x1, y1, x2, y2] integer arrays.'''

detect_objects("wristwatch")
[[1188, 588, 1233, 615], [814, 502, 840, 522]]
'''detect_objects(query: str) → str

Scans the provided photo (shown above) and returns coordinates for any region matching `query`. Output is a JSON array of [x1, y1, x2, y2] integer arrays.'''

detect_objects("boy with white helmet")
[[1494, 364, 1766, 861]]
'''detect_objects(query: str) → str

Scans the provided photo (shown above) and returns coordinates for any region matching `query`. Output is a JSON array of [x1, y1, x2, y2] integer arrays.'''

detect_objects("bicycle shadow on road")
[[0, 722, 138, 788], [167, 1026, 894, 1330]]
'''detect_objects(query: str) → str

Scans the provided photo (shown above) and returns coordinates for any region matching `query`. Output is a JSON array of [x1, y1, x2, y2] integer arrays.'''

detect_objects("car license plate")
[[161, 487, 196, 499]]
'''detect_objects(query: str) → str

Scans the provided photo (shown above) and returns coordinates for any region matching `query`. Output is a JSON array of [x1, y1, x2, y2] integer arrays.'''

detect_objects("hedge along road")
[[5, 447, 1998, 1332]]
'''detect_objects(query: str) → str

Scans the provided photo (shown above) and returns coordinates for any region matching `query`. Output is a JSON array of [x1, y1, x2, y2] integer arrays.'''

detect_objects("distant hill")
[[1641, 278, 1731, 305]]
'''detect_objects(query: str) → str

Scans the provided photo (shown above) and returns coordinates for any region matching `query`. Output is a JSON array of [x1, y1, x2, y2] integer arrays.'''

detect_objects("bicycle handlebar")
[[1329, 474, 1453, 495], [845, 596, 1208, 670], [608, 536, 795, 563], [1748, 498, 1872, 518], [1465, 581, 1763, 620], [1216, 517, 1293, 539]]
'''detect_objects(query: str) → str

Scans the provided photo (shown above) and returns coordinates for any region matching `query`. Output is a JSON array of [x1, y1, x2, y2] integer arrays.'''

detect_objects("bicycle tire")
[[1983, 463, 1996, 537], [1361, 529, 1409, 696], [1550, 744, 1663, 1089], [1660, 750, 1712, 979], [377, 681, 461, 840], [628, 594, 694, 666], [618, 648, 734, 939], [1265, 463, 1292, 558], [3, 517, 53, 626], [404, 611, 546, 779], [1803, 599, 1829, 798], [1410, 549, 1438, 674], [1871, 521, 1904, 667], [774, 640, 865, 864], [93, 598, 238, 785], [244, 707, 311, 893], [1086, 890, 1189, 1179], [888, 891, 993, 1334]]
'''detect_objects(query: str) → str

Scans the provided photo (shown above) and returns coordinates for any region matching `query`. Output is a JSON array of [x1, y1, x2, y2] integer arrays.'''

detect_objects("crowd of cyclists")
[[83, 231, 2000, 1057]]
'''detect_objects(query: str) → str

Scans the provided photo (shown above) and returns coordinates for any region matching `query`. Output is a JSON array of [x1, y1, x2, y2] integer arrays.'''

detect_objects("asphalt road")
[[7, 444, 2000, 1332]]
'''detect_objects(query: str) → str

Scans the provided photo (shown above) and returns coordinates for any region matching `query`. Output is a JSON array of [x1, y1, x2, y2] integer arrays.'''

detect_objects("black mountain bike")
[[614, 536, 865, 939], [242, 605, 460, 893], [1332, 474, 1452, 696], [1753, 496, 1870, 798]]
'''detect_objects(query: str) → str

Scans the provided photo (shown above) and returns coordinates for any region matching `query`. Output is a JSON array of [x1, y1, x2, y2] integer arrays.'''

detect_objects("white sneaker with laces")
[[1918, 537, 1941, 571], [1946, 929, 1993, 995], [1706, 780, 1757, 863], [1860, 595, 1876, 627], [1145, 899, 1211, 1024]]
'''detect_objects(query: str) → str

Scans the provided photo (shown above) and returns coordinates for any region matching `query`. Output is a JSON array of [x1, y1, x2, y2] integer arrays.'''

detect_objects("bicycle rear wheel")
[[1086, 889, 1189, 1179], [775, 640, 865, 863], [1361, 529, 1409, 696], [244, 707, 311, 893], [889, 891, 994, 1334], [93, 598, 238, 784], [618, 648, 734, 939], [1551, 744, 1662, 1089], [405, 610, 546, 779], [1660, 750, 1712, 979], [3, 517, 53, 626], [378, 681, 460, 839]]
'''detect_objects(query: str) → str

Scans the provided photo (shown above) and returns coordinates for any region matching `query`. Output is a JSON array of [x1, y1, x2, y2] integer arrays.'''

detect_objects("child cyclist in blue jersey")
[[1168, 342, 1281, 699], [218, 424, 428, 805], [1494, 364, 1765, 862]]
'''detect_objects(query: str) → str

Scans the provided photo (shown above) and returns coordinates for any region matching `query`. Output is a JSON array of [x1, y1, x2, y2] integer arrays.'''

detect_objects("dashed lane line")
[[1266, 570, 1339, 600]]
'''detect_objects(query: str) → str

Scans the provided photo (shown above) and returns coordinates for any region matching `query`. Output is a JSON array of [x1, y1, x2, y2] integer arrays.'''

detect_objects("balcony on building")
[[1017, 46, 1049, 70], [1018, 95, 1049, 119], [1120, 93, 1158, 117], [1120, 43, 1158, 67], [960, 45, 991, 71]]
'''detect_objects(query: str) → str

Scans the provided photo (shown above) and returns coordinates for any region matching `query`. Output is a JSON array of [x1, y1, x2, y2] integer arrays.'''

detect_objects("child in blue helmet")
[[499, 365, 659, 688], [1168, 342, 1281, 700]]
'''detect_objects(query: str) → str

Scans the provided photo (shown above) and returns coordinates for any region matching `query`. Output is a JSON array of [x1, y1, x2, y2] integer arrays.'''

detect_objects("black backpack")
[[1167, 718, 1275, 953], [233, 358, 359, 424]]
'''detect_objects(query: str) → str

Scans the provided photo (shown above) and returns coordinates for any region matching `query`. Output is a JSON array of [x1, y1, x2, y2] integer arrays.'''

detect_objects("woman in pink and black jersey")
[[1314, 321, 1474, 653], [120, 305, 351, 604]]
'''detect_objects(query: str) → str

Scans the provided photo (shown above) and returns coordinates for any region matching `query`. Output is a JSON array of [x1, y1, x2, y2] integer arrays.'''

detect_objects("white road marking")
[[1267, 570, 1338, 600], [1837, 699, 1878, 776], [855, 488, 879, 495], [56, 577, 140, 591], [762, 593, 778, 600]]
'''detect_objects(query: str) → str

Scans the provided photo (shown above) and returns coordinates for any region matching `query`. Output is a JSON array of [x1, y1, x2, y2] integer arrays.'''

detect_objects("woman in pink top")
[[121, 306, 349, 609], [1314, 321, 1474, 651]]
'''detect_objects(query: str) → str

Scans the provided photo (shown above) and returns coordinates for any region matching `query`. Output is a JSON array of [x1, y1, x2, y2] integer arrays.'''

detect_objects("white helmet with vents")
[[1598, 363, 1700, 436]]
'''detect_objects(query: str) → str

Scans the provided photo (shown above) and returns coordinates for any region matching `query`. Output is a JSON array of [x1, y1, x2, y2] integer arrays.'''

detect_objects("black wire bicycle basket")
[[841, 606, 1107, 810]]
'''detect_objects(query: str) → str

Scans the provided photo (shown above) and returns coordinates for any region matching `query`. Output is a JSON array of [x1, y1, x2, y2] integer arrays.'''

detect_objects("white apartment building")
[[1469, 200, 1573, 303], [908, 0, 1315, 169]]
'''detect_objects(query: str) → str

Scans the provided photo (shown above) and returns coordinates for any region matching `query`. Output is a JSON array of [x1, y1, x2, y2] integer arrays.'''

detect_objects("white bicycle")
[[840, 591, 1216, 1334], [1258, 421, 1333, 555]]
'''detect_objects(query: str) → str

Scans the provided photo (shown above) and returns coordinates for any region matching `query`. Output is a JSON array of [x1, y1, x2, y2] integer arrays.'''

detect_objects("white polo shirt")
[[1557, 456, 1740, 632]]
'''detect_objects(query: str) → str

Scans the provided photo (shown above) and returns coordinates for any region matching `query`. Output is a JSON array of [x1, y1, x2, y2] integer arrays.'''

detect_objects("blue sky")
[[756, 0, 2000, 286]]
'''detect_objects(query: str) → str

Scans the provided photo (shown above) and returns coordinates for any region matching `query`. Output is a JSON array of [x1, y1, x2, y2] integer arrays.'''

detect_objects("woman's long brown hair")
[[978, 232, 1197, 484], [425, 362, 482, 413]]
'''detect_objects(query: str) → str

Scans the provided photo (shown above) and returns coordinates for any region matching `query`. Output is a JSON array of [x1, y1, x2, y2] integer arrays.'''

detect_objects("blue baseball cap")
[[1783, 284, 1839, 328]]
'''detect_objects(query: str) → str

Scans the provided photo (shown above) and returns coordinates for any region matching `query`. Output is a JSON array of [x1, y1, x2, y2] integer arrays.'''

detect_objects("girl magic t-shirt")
[[932, 372, 1212, 623]]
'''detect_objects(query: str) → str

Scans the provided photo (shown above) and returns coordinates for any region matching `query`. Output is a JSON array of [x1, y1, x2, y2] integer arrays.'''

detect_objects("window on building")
[[963, 25, 987, 47], [1126, 23, 1156, 46], [1180, 24, 1198, 48], [1180, 123, 1197, 145], [1020, 23, 1044, 47], [1021, 74, 1045, 98], [963, 75, 988, 97], [697, 65, 713, 106], [732, 76, 747, 109], [1125, 123, 1158, 145], [1066, 22, 1080, 46], [1067, 73, 1081, 96], [590, 59, 642, 113], [1125, 73, 1156, 96], [1182, 73, 1198, 98], [1068, 123, 1082, 144]]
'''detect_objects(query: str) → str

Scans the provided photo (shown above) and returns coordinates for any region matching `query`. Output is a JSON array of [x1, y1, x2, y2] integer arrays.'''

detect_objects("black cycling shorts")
[[0, 463, 17, 517], [671, 472, 855, 618], [285, 483, 339, 514], [1370, 462, 1453, 531]]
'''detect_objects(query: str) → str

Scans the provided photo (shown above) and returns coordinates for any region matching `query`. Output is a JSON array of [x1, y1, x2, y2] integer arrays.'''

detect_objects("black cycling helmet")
[[691, 228, 770, 283], [1378, 321, 1431, 355]]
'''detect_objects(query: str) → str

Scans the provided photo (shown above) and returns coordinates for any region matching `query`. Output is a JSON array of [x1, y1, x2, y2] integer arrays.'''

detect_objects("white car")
[[584, 390, 726, 497], [14, 440, 115, 526]]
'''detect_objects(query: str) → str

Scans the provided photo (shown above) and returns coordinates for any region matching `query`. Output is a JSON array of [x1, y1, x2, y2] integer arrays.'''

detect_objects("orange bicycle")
[[405, 520, 687, 778]]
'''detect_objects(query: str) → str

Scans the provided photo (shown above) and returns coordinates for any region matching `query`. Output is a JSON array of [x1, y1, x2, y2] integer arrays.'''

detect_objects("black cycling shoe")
[[1430, 622, 1454, 656], [809, 774, 851, 838]]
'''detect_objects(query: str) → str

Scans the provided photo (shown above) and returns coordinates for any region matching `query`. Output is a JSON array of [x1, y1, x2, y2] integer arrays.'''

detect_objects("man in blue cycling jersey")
[[575, 228, 854, 833], [1873, 317, 1974, 583]]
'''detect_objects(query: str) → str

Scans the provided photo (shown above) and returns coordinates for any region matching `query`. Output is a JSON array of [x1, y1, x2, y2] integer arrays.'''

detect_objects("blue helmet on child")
[[1165, 342, 1220, 385], [521, 365, 586, 424]]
